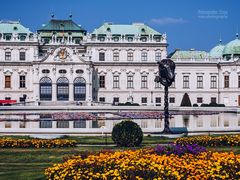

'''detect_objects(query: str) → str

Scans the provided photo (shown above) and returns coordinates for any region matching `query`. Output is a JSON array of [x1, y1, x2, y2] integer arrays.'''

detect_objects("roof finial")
[[219, 33, 222, 44], [236, 26, 239, 39], [51, 13, 55, 19], [69, 13, 72, 19]]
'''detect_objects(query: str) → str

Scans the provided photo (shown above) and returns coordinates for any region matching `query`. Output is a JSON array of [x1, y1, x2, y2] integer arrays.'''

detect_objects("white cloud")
[[150, 17, 187, 25]]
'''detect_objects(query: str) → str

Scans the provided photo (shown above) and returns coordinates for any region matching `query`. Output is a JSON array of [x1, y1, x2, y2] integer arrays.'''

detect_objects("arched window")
[[57, 77, 69, 101], [40, 77, 52, 101], [74, 77, 86, 101]]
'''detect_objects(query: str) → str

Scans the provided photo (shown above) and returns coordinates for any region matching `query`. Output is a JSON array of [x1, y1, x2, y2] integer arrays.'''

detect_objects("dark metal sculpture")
[[155, 59, 175, 133]]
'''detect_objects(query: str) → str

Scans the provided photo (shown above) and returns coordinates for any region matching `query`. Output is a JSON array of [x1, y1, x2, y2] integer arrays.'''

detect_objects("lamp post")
[[155, 59, 175, 134]]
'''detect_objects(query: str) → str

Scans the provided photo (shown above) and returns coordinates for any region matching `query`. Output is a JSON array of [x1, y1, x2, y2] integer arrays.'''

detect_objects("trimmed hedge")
[[112, 120, 143, 147]]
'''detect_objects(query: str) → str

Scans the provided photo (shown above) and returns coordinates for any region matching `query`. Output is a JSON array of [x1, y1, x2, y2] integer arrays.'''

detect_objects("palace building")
[[0, 18, 240, 107]]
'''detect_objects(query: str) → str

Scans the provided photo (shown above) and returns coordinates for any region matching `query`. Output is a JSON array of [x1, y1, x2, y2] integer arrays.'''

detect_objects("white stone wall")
[[0, 31, 239, 107]]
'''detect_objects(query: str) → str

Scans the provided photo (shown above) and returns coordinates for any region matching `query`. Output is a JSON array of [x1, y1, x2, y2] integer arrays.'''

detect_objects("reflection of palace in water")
[[0, 113, 240, 135]]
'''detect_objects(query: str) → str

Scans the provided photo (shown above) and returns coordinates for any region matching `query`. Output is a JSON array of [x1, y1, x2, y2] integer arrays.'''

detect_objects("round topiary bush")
[[112, 120, 143, 147]]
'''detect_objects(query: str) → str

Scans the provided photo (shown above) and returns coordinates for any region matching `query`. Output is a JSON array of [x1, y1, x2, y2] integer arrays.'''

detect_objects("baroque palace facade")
[[0, 18, 240, 107]]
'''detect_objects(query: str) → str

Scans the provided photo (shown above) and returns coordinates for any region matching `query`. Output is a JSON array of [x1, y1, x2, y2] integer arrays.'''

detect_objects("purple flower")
[[155, 143, 206, 156]]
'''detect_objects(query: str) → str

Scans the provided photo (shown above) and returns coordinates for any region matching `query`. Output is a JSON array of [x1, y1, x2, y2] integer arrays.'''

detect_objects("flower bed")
[[45, 148, 240, 179], [155, 143, 206, 156], [0, 138, 77, 148], [175, 134, 240, 147]]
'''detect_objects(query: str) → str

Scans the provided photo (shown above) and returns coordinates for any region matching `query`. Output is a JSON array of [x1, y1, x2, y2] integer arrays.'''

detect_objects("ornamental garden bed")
[[0, 138, 77, 148], [45, 145, 240, 179]]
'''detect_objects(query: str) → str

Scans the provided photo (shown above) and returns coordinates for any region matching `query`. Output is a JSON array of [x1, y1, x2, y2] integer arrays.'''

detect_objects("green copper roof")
[[93, 23, 161, 35], [38, 19, 86, 32], [0, 21, 31, 34], [222, 35, 240, 55], [209, 42, 225, 58], [170, 50, 208, 59]]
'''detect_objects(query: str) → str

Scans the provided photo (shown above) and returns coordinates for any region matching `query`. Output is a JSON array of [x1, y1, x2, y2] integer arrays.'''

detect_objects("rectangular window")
[[19, 121, 26, 128], [19, 75, 26, 88], [141, 52, 148, 61], [99, 52, 105, 61], [5, 51, 11, 60], [113, 97, 119, 104], [169, 97, 175, 103], [183, 76, 189, 88], [197, 76, 203, 88], [170, 81, 175, 88], [40, 121, 52, 128], [224, 120, 229, 127], [211, 97, 217, 103], [127, 52, 134, 61], [5, 76, 11, 88], [74, 120, 86, 128], [113, 52, 119, 61], [155, 77, 161, 88], [113, 75, 119, 88], [224, 75, 229, 88], [141, 97, 147, 104], [127, 75, 133, 88], [155, 52, 161, 61], [19, 52, 26, 61], [99, 75, 105, 88], [196, 119, 203, 127], [210, 119, 217, 127], [211, 76, 217, 88], [155, 97, 161, 106], [141, 121, 148, 128], [141, 75, 148, 88], [57, 121, 69, 128], [155, 120, 161, 128], [197, 97, 203, 103], [99, 97, 105, 102], [5, 122, 11, 128]]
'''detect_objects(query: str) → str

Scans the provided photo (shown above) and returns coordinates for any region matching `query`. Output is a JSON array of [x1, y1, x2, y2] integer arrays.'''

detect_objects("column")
[[69, 83, 74, 102], [52, 83, 57, 101], [86, 67, 93, 105]]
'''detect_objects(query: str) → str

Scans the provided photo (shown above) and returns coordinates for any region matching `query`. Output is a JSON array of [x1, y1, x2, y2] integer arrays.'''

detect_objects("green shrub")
[[193, 103, 198, 107], [201, 103, 225, 107], [180, 93, 192, 107], [112, 120, 143, 147], [118, 102, 140, 106]]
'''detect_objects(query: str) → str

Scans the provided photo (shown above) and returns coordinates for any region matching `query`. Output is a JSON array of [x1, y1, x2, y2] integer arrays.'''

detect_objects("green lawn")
[[0, 135, 176, 145]]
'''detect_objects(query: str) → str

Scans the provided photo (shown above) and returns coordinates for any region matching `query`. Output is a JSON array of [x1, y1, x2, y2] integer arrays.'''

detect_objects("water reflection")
[[0, 113, 240, 134]]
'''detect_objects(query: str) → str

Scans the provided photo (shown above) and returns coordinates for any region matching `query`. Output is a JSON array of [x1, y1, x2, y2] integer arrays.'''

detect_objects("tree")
[[180, 93, 192, 106]]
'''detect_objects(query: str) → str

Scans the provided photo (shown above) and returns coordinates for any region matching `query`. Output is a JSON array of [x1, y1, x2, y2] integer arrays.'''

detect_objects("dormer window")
[[42, 69, 50, 74], [19, 35, 26, 41], [44, 38, 50, 44], [5, 34, 12, 41], [59, 69, 67, 74], [141, 37, 147, 42], [128, 37, 133, 42], [99, 37, 105, 41], [13, 26, 18, 31], [75, 38, 81, 44], [76, 69, 84, 74], [155, 37, 160, 42], [113, 37, 119, 42]]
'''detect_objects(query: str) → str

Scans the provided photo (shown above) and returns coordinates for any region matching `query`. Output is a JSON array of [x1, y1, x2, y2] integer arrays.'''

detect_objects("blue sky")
[[0, 0, 239, 52]]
